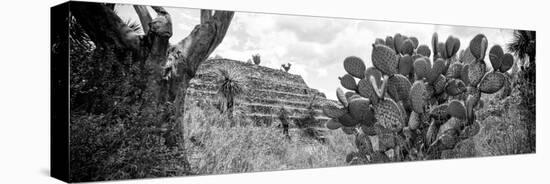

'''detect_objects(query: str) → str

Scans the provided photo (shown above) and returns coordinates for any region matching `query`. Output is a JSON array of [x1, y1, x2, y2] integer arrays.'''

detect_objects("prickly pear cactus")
[[322, 32, 514, 164]]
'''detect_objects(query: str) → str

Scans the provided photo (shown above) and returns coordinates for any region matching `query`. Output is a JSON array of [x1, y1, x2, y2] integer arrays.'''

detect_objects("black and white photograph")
[[0, 0, 544, 184], [46, 1, 539, 182]]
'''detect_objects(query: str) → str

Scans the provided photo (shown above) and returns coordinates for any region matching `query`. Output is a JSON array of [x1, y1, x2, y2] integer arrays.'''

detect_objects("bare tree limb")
[[162, 10, 234, 103], [133, 5, 152, 34]]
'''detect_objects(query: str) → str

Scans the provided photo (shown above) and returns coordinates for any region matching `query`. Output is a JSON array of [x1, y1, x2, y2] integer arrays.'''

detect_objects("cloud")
[[115, 5, 515, 100]]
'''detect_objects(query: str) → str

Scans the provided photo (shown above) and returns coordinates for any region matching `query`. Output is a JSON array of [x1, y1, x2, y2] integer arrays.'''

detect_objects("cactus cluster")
[[323, 33, 514, 163]]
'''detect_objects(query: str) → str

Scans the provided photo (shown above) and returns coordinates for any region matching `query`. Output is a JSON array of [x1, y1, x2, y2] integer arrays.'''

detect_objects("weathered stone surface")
[[185, 59, 335, 126]]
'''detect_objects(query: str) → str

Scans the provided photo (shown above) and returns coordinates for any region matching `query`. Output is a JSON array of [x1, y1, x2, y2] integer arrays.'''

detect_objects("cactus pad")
[[445, 79, 466, 96], [448, 100, 467, 120], [343, 56, 366, 78], [467, 61, 486, 87], [465, 86, 481, 107], [460, 64, 470, 85], [436, 129, 459, 150], [385, 36, 395, 51], [410, 37, 419, 49], [445, 36, 461, 58], [356, 133, 374, 155], [387, 74, 411, 102], [374, 98, 403, 133], [465, 95, 477, 124], [414, 57, 430, 80], [345, 91, 357, 100], [375, 38, 385, 45], [322, 102, 346, 118], [489, 45, 504, 70], [339, 113, 359, 127], [417, 45, 431, 57], [431, 32, 439, 56], [430, 104, 450, 121], [428, 58, 447, 83], [408, 111, 421, 130], [339, 74, 357, 91], [460, 47, 476, 64], [377, 133, 397, 151], [438, 118, 464, 137], [349, 97, 375, 126], [372, 44, 398, 75], [357, 78, 379, 104], [461, 121, 480, 138], [479, 72, 506, 94], [326, 118, 342, 130], [500, 53, 514, 72], [469, 34, 488, 60], [360, 124, 377, 136], [410, 80, 428, 113], [438, 42, 448, 59], [336, 87, 349, 107], [433, 74, 447, 94], [398, 54, 414, 76], [446, 62, 463, 78], [401, 39, 415, 55], [365, 67, 383, 87], [394, 33, 404, 54]]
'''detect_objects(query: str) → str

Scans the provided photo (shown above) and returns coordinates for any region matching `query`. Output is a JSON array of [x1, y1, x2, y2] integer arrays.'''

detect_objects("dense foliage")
[[68, 23, 188, 182]]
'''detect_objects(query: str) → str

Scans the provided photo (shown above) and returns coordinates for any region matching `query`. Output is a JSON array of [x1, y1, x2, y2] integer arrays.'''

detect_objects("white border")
[[0, 0, 546, 183]]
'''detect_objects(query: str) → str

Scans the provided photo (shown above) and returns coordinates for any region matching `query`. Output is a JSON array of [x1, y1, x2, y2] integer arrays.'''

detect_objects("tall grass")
[[475, 91, 532, 156], [182, 103, 356, 175]]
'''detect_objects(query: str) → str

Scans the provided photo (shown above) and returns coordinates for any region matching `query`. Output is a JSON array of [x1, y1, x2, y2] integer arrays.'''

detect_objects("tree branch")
[[133, 5, 152, 34], [145, 6, 172, 62], [163, 10, 234, 102]]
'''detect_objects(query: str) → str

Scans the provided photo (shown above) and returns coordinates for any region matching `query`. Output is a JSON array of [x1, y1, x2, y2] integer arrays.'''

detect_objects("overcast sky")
[[116, 5, 515, 100]]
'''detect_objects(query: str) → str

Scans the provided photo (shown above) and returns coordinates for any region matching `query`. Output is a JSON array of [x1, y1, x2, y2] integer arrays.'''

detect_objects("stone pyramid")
[[185, 59, 335, 127]]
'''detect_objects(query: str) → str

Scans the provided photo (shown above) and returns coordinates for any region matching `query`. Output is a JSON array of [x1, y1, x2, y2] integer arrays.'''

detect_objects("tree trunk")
[[70, 2, 234, 147]]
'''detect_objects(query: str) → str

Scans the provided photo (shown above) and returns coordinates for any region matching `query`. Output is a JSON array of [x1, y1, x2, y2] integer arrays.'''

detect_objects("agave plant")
[[216, 65, 246, 118], [507, 30, 536, 66], [252, 54, 261, 65], [323, 32, 514, 164]]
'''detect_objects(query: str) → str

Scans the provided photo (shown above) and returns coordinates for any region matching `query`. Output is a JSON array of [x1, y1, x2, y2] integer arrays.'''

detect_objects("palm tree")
[[216, 65, 246, 118], [507, 30, 536, 67]]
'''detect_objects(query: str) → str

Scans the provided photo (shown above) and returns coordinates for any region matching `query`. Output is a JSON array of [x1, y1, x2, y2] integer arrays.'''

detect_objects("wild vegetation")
[[321, 32, 535, 164]]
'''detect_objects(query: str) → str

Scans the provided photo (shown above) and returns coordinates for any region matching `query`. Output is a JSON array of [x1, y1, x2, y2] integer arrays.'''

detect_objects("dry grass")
[[179, 85, 535, 175], [182, 103, 356, 175], [474, 91, 532, 156]]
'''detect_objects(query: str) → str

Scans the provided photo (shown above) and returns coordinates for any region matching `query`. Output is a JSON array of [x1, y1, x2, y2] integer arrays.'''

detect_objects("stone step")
[[186, 88, 326, 108], [246, 113, 330, 127], [243, 102, 323, 116], [190, 73, 315, 95], [186, 89, 309, 108]]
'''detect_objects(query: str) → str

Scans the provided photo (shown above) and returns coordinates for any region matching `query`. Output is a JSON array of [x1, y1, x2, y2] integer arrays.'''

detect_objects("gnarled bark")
[[70, 2, 234, 147]]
